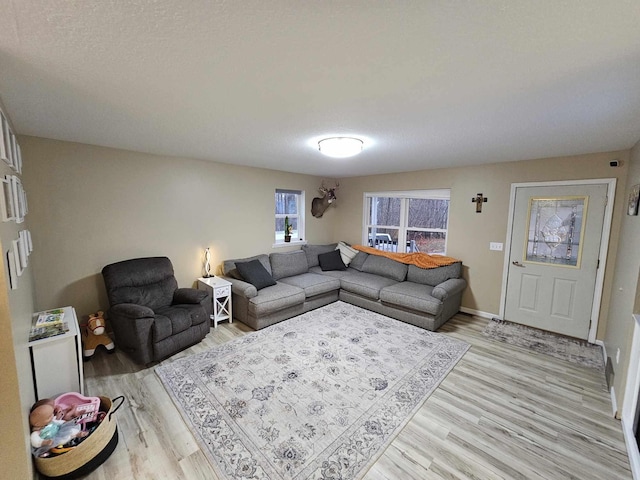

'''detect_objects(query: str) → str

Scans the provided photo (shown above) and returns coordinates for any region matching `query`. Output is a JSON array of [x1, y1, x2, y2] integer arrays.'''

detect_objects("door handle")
[[512, 261, 524, 267]]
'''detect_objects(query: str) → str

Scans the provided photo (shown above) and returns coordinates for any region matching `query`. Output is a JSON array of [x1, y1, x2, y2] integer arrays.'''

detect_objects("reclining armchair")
[[102, 257, 211, 365]]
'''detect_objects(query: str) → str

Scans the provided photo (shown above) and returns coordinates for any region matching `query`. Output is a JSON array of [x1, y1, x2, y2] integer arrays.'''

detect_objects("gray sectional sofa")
[[221, 243, 467, 332], [222, 244, 467, 330]]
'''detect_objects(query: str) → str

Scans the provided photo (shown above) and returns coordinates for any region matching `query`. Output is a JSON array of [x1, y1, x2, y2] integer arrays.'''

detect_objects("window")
[[363, 190, 450, 254], [275, 189, 305, 244]]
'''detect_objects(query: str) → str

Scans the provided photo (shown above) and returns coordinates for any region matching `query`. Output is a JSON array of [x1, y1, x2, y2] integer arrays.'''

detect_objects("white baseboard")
[[459, 307, 497, 320], [595, 340, 618, 416]]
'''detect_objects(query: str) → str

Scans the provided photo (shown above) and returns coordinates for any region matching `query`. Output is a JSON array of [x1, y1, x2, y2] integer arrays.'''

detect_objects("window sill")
[[272, 240, 307, 249]]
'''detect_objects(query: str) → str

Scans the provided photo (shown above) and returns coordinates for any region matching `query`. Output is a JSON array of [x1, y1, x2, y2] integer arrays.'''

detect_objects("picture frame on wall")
[[25, 229, 33, 254], [0, 176, 15, 221], [10, 134, 17, 171], [628, 184, 640, 216], [10, 175, 25, 223], [6, 248, 18, 289], [12, 239, 24, 276], [0, 112, 8, 164], [16, 234, 28, 270]]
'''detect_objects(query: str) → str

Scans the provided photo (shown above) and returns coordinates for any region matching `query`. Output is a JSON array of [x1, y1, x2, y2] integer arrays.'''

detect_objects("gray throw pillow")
[[318, 250, 347, 271], [302, 244, 338, 268], [236, 259, 277, 290]]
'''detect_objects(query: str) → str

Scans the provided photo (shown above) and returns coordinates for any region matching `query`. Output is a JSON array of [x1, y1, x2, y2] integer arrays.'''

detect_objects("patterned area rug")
[[483, 319, 603, 370], [156, 301, 469, 480]]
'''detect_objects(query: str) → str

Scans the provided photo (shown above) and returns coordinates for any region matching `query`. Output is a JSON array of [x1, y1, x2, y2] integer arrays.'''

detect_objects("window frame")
[[274, 189, 306, 247], [362, 189, 451, 254]]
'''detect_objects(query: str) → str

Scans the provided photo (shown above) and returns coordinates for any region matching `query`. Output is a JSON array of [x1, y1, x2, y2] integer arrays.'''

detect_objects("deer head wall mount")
[[311, 180, 339, 218]]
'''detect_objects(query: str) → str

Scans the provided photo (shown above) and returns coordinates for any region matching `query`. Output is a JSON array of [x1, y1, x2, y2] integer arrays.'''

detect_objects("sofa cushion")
[[339, 271, 398, 300], [236, 259, 277, 290], [248, 283, 305, 317], [270, 250, 309, 280], [336, 241, 359, 266], [379, 282, 443, 316], [153, 306, 193, 341], [361, 255, 408, 282], [224, 254, 272, 276], [318, 250, 346, 271], [406, 262, 462, 286], [348, 251, 369, 271], [302, 243, 338, 268], [309, 266, 353, 279], [279, 273, 341, 298]]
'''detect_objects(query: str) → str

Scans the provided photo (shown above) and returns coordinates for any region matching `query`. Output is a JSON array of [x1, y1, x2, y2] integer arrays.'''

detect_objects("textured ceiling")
[[1, 1, 640, 177]]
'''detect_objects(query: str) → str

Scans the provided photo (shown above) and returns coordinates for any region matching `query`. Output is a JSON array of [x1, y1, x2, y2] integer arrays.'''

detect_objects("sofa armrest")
[[173, 287, 208, 305], [221, 276, 258, 299], [108, 303, 155, 365], [110, 303, 154, 319], [431, 278, 467, 301]]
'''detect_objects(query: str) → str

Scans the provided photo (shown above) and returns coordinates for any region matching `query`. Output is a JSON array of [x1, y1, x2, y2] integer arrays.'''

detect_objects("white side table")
[[198, 277, 233, 328], [28, 306, 84, 400]]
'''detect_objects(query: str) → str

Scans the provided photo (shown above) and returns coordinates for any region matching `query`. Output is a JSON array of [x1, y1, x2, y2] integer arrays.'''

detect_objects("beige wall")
[[332, 151, 630, 339], [21, 137, 631, 338], [21, 136, 335, 317], [0, 112, 36, 477], [605, 139, 640, 415], [9, 132, 640, 470]]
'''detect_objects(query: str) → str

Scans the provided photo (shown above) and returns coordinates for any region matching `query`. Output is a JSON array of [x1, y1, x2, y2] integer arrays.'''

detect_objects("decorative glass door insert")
[[524, 196, 588, 268]]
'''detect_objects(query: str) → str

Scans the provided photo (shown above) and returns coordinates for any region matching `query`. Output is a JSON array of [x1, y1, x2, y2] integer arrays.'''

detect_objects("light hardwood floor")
[[80, 313, 632, 479]]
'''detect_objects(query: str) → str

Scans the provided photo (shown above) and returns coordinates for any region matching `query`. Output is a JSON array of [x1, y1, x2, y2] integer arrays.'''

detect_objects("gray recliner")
[[102, 257, 211, 365]]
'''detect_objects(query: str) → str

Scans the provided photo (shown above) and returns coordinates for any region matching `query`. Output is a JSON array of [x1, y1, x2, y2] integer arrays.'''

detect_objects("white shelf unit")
[[28, 306, 84, 400]]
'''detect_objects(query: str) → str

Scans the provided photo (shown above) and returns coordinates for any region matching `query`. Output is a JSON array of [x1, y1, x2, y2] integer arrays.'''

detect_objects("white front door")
[[504, 183, 609, 340]]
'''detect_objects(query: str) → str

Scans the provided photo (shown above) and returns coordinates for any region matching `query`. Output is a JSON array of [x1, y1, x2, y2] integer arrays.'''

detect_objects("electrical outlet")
[[490, 242, 503, 251], [616, 348, 621, 364]]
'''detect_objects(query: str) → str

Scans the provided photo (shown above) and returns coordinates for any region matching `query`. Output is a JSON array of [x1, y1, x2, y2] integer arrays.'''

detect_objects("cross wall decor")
[[472, 193, 488, 213]]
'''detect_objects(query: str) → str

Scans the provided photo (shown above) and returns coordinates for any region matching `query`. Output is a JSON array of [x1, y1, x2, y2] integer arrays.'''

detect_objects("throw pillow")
[[318, 250, 347, 271], [235, 259, 277, 290], [336, 241, 358, 266]]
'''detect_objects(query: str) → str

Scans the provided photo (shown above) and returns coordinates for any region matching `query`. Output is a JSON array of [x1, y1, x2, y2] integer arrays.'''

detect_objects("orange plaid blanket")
[[354, 245, 460, 269]]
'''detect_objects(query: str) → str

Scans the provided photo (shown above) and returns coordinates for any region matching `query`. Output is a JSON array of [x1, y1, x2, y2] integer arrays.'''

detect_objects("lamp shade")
[[318, 137, 363, 158]]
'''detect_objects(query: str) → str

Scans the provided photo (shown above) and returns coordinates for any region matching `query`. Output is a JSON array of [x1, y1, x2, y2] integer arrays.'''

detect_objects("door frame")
[[498, 178, 617, 343]]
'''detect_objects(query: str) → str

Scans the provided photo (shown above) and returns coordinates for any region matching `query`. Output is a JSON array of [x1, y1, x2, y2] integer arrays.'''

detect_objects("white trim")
[[361, 189, 451, 252], [596, 339, 618, 416], [272, 240, 307, 249], [364, 189, 451, 199], [499, 178, 616, 343], [611, 385, 619, 418], [623, 416, 640, 480], [459, 307, 497, 320], [622, 315, 640, 480]]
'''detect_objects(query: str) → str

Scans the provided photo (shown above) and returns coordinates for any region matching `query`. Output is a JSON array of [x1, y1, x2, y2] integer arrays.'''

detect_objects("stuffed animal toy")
[[29, 399, 87, 457], [81, 311, 115, 359]]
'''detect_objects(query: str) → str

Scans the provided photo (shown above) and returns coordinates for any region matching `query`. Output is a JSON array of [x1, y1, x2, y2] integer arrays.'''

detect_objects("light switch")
[[490, 242, 503, 251]]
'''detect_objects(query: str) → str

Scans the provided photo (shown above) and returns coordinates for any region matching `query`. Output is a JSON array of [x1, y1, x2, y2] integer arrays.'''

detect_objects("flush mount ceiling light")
[[318, 137, 364, 158]]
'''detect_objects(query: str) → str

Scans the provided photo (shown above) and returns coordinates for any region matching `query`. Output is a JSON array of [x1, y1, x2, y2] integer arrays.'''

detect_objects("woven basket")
[[34, 395, 124, 479]]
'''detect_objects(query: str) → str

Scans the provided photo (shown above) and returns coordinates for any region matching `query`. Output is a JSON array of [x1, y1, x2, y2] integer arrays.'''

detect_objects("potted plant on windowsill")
[[284, 216, 292, 243]]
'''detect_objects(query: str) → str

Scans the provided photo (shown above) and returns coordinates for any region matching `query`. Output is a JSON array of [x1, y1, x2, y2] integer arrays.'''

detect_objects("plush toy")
[[81, 311, 115, 359], [29, 399, 87, 457]]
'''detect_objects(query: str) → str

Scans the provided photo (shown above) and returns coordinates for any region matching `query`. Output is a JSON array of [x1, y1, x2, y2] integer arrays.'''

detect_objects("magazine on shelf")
[[28, 322, 69, 341], [34, 308, 65, 326], [29, 308, 69, 341]]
